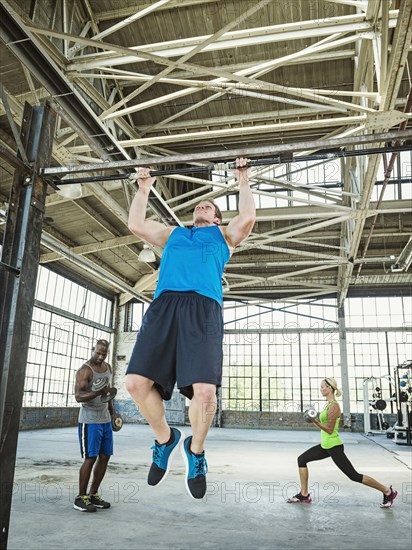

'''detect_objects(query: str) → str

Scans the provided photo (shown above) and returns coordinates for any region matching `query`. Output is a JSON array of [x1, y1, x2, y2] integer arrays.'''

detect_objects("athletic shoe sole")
[[181, 437, 194, 500], [73, 503, 96, 512]]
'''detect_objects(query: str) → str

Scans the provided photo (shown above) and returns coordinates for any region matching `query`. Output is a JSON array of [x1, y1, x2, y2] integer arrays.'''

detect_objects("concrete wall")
[[18, 406, 399, 433], [115, 391, 186, 426], [111, 303, 135, 403], [220, 410, 398, 432], [20, 407, 78, 430]]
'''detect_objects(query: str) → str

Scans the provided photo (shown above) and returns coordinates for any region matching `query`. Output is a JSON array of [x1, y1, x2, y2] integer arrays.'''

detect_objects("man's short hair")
[[195, 199, 222, 223], [209, 199, 223, 223], [95, 339, 110, 349]]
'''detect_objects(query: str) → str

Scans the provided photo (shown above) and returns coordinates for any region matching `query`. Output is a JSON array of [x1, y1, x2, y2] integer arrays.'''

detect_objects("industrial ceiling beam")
[[0, 1, 180, 226], [41, 232, 151, 303], [95, 0, 220, 22], [115, 116, 367, 147], [39, 234, 141, 263], [67, 12, 399, 70], [1, 0, 410, 309], [336, 0, 412, 305], [70, 0, 173, 58], [101, 0, 272, 119], [100, 32, 366, 121]]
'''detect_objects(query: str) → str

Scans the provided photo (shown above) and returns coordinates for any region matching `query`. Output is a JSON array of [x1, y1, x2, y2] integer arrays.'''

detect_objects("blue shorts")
[[78, 422, 113, 458]]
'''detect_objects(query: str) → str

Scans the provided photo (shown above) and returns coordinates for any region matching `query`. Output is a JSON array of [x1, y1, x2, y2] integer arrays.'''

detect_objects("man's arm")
[[74, 365, 108, 403], [128, 167, 173, 247], [107, 364, 114, 416], [222, 158, 256, 248]]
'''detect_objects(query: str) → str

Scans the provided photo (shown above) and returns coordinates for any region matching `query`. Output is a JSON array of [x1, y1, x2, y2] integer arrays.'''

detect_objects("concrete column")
[[338, 301, 351, 428]]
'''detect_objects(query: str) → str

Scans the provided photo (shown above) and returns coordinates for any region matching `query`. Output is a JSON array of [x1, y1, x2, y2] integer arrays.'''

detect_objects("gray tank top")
[[78, 365, 111, 424]]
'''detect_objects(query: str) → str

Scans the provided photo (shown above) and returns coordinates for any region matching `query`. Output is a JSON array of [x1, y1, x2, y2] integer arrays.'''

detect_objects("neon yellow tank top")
[[319, 400, 342, 449]]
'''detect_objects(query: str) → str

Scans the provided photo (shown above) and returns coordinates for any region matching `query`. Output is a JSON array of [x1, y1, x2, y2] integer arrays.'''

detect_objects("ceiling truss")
[[0, 0, 411, 304]]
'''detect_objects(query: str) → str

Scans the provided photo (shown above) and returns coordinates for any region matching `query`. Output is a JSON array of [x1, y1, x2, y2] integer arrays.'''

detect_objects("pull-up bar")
[[41, 128, 412, 177], [50, 144, 412, 186]]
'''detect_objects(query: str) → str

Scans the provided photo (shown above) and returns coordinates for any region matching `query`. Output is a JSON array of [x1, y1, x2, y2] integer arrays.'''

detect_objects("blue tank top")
[[154, 226, 230, 304]]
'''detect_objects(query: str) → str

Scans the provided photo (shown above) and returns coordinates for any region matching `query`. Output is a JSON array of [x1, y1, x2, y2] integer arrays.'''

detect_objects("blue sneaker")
[[181, 436, 208, 499], [148, 427, 184, 486]]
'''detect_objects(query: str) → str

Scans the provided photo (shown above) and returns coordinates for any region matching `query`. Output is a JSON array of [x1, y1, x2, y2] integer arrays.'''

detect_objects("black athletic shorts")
[[126, 291, 224, 400]]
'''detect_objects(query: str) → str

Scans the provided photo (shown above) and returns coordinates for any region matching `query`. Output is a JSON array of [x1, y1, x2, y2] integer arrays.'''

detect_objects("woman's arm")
[[311, 402, 340, 434]]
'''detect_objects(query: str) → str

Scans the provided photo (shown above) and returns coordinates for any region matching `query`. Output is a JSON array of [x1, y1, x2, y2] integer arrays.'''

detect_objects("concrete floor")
[[8, 425, 412, 550]]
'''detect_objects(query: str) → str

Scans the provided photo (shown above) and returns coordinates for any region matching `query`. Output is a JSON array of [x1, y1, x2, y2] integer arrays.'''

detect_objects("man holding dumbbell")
[[74, 339, 114, 512]]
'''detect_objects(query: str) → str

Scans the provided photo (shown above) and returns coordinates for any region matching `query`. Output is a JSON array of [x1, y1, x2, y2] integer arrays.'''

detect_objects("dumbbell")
[[111, 413, 124, 432], [92, 377, 107, 391], [101, 387, 117, 402], [92, 378, 117, 402], [303, 408, 317, 423]]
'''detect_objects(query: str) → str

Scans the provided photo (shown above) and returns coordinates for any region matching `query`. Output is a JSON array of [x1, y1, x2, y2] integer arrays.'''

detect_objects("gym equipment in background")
[[390, 360, 412, 446], [363, 376, 394, 435]]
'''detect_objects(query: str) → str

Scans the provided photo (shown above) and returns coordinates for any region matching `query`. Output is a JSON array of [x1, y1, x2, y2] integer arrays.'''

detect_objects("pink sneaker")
[[380, 486, 398, 508], [287, 492, 312, 503]]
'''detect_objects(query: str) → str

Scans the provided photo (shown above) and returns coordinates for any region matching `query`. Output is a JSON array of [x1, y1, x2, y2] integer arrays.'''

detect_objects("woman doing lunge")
[[288, 377, 398, 508]]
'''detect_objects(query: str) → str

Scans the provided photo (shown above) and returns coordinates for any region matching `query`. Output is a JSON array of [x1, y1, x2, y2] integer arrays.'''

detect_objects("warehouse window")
[[24, 268, 114, 407], [221, 296, 411, 413]]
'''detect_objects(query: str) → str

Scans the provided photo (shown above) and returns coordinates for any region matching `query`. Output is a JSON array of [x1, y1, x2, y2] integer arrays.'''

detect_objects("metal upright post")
[[0, 103, 56, 550], [338, 301, 351, 428]]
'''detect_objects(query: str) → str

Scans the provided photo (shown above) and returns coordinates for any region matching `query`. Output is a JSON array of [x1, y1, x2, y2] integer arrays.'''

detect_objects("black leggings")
[[298, 444, 363, 483]]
